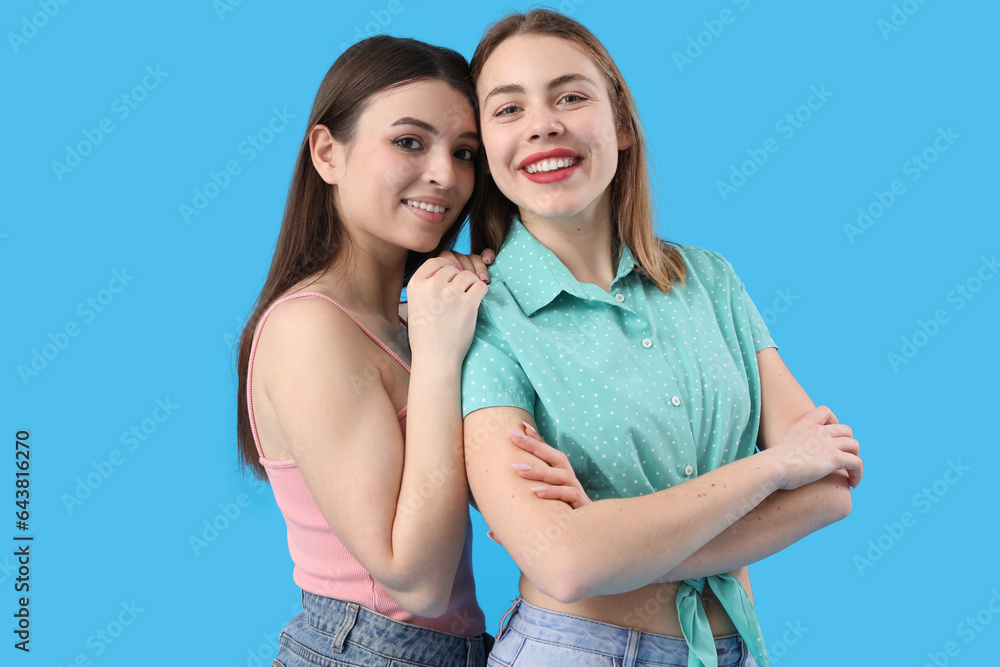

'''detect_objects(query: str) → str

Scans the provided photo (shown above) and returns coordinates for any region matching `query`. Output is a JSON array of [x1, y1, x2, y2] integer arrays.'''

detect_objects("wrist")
[[409, 355, 463, 383], [753, 448, 787, 494]]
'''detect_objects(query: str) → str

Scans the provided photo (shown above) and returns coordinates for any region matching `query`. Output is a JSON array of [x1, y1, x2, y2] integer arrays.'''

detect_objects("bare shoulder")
[[258, 294, 361, 349], [251, 294, 398, 459]]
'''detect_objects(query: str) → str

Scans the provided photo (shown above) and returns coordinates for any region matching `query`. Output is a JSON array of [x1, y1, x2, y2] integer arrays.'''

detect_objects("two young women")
[[238, 10, 862, 667]]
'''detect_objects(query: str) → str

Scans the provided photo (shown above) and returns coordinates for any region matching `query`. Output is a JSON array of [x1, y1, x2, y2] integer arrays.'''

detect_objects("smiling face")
[[476, 34, 627, 228], [318, 78, 479, 256]]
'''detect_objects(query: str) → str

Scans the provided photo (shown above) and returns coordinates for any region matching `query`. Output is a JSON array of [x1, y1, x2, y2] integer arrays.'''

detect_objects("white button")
[[614, 293, 625, 302], [671, 396, 681, 406], [684, 465, 694, 476], [641, 338, 653, 348]]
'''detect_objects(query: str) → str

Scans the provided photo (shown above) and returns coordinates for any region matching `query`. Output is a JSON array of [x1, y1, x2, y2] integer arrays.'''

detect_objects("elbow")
[[390, 586, 452, 618], [523, 560, 593, 604], [535, 576, 589, 605], [831, 487, 853, 522], [820, 473, 853, 524]]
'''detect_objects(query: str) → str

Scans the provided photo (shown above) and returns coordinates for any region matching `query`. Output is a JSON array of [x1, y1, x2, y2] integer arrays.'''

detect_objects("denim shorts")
[[487, 598, 758, 667], [273, 590, 492, 667]]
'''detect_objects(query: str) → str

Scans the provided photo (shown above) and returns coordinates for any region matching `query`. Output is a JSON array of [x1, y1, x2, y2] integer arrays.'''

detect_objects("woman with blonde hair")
[[462, 10, 863, 667]]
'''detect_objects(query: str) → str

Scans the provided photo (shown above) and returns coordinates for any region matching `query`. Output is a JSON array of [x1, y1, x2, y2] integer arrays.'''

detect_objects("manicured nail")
[[512, 463, 531, 471], [521, 422, 538, 436], [507, 428, 527, 440], [531, 486, 549, 492]]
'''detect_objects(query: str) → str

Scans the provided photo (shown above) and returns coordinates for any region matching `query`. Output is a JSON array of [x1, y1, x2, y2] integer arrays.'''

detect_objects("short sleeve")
[[461, 305, 536, 418], [705, 250, 777, 352], [738, 279, 777, 351]]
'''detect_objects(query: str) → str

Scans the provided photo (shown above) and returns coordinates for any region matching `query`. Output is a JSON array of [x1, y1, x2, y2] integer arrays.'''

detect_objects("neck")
[[520, 197, 617, 291], [324, 241, 409, 323]]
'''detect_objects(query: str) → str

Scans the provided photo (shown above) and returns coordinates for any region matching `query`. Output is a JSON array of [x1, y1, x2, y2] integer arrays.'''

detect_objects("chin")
[[408, 235, 445, 255]]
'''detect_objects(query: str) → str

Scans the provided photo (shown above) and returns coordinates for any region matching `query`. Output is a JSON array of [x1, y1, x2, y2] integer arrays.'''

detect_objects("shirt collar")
[[492, 217, 639, 317]]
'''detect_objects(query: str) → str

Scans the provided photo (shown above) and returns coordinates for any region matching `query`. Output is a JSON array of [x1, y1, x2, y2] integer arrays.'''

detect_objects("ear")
[[616, 105, 634, 151], [309, 124, 347, 185], [616, 119, 634, 151]]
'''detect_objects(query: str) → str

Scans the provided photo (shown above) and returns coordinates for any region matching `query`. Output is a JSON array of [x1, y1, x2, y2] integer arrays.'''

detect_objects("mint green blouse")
[[461, 218, 775, 667]]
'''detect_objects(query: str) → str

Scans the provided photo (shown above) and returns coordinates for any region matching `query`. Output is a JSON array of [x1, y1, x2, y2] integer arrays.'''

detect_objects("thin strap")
[[247, 292, 410, 458]]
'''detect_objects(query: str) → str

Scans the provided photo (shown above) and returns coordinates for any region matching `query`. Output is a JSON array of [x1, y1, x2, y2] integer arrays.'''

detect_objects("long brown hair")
[[236, 36, 476, 479], [469, 9, 686, 292]]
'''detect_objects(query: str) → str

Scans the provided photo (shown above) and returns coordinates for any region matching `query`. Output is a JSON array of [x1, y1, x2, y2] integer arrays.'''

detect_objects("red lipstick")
[[519, 149, 583, 184]]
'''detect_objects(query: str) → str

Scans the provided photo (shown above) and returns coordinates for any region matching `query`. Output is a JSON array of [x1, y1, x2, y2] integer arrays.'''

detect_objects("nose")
[[423, 147, 457, 189], [526, 105, 563, 141]]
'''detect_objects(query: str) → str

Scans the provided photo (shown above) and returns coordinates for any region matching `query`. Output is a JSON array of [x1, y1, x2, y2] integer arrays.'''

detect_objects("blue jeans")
[[273, 590, 492, 667], [487, 598, 758, 667]]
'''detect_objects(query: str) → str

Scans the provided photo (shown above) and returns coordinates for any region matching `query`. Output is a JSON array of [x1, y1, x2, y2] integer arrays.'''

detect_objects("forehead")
[[477, 34, 604, 95], [362, 79, 476, 132]]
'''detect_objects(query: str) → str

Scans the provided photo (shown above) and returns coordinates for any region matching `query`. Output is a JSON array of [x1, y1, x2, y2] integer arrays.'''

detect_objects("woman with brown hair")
[[234, 35, 586, 667], [462, 10, 864, 667]]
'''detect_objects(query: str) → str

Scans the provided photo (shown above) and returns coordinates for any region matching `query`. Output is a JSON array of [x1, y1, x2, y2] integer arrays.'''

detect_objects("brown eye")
[[393, 137, 423, 151]]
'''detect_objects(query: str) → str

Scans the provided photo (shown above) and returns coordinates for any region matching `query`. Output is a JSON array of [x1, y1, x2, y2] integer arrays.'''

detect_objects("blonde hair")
[[469, 9, 686, 291]]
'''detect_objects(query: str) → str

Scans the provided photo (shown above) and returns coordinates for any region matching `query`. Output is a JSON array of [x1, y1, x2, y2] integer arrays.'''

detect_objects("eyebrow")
[[391, 117, 479, 143], [483, 73, 600, 106]]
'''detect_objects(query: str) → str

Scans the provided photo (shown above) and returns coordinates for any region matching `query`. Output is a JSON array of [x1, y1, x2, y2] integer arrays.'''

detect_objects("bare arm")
[[463, 396, 860, 604], [259, 259, 486, 616], [652, 347, 860, 581]]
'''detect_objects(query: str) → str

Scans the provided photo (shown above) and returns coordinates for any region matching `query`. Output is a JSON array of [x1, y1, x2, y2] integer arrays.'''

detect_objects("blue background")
[[3, 0, 998, 665]]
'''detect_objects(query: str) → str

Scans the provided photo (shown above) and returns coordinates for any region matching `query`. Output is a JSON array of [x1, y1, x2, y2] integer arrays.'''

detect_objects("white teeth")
[[405, 200, 446, 214], [524, 157, 580, 174]]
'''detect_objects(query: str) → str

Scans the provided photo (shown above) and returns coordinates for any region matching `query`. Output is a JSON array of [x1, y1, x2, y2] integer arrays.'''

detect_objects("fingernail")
[[521, 421, 538, 436], [483, 253, 494, 264], [531, 486, 549, 492], [512, 463, 531, 471], [478, 272, 489, 282], [507, 428, 527, 440]]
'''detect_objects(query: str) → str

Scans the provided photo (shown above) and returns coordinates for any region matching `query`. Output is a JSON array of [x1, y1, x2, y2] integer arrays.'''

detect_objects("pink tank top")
[[247, 292, 485, 636]]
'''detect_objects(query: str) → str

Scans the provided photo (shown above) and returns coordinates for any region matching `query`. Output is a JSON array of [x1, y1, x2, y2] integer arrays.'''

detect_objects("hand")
[[508, 422, 592, 509], [765, 406, 863, 491], [405, 256, 487, 363], [437, 248, 495, 284]]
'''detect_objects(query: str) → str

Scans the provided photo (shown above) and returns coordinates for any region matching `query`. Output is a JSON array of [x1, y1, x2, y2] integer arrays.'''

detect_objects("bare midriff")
[[518, 566, 752, 637]]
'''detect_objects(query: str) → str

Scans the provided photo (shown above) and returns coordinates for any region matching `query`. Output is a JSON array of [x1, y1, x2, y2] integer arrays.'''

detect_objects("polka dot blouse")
[[461, 218, 777, 501]]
